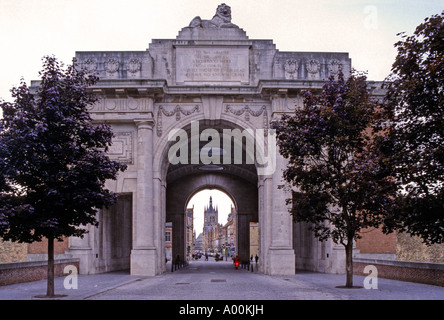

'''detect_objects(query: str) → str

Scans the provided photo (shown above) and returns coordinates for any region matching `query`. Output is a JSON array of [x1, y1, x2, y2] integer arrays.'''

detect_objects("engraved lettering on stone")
[[283, 59, 298, 79], [108, 132, 133, 164], [176, 47, 249, 83], [156, 104, 201, 136]]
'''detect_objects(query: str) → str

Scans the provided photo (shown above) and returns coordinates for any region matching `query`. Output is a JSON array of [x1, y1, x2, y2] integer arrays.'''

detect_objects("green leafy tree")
[[380, 12, 444, 245], [272, 71, 396, 288], [0, 56, 127, 297]]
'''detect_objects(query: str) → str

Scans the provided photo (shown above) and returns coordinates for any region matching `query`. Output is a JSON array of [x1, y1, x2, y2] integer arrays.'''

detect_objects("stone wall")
[[354, 258, 444, 287], [0, 259, 80, 286]]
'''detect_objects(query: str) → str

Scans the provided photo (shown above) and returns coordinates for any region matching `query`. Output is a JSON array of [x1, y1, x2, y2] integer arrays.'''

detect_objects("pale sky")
[[0, 1, 442, 232], [0, 0, 442, 105]]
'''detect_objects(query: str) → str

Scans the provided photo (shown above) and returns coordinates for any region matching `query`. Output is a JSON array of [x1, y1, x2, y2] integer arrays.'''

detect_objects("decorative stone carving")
[[306, 59, 320, 77], [286, 96, 304, 111], [156, 104, 201, 136], [328, 59, 342, 76], [87, 98, 151, 112], [224, 104, 269, 134], [127, 58, 141, 75], [83, 58, 97, 73], [188, 3, 238, 28], [104, 58, 120, 75], [108, 131, 134, 164], [283, 59, 298, 79]]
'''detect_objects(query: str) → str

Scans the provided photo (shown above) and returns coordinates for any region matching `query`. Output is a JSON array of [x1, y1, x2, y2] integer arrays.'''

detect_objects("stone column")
[[267, 153, 295, 275], [162, 181, 167, 272], [155, 179, 167, 273], [261, 177, 273, 274], [257, 179, 265, 273], [130, 118, 158, 276], [259, 177, 272, 274]]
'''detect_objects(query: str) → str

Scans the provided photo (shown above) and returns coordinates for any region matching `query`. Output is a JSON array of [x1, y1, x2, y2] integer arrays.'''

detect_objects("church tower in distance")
[[204, 196, 219, 231]]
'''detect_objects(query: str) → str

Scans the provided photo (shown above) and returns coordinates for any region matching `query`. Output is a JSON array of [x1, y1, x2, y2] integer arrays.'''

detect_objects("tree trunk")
[[46, 237, 55, 297], [345, 240, 354, 288]]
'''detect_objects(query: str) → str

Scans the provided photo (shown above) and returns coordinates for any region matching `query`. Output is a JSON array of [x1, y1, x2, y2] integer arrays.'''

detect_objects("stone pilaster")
[[267, 153, 295, 275], [130, 118, 158, 276], [154, 177, 166, 273]]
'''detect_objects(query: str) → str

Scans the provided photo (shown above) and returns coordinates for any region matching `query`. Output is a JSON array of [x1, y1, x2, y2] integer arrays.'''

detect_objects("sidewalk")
[[0, 260, 443, 300], [0, 270, 138, 300], [286, 271, 444, 300]]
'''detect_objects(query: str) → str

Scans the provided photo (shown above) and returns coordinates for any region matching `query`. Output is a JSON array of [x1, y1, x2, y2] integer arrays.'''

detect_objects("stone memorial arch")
[[67, 3, 354, 276]]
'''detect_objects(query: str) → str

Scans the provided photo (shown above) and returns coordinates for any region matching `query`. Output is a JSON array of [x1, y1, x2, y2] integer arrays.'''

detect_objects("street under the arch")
[[88, 258, 340, 300]]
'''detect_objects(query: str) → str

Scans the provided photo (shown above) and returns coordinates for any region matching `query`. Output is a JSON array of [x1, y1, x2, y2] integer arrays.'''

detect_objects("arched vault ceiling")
[[166, 172, 258, 221], [166, 163, 257, 185], [164, 119, 259, 184]]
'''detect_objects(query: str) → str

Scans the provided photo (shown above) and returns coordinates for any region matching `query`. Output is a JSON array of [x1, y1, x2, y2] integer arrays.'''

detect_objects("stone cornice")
[[31, 78, 385, 99]]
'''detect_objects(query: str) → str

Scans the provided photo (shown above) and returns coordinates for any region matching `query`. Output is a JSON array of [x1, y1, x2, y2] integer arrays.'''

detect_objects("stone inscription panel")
[[175, 46, 249, 84]]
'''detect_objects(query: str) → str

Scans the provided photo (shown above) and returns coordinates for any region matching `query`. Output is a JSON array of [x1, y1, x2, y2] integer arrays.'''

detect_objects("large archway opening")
[[187, 189, 234, 258], [162, 119, 260, 273]]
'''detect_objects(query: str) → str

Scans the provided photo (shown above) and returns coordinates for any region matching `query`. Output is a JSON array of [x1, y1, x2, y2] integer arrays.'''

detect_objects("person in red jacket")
[[233, 256, 240, 269]]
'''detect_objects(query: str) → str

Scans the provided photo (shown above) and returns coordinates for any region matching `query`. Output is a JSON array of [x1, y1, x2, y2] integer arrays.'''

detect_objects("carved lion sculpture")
[[189, 3, 238, 28]]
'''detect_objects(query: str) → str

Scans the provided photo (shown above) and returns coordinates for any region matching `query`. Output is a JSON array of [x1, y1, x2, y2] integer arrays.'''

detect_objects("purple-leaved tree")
[[379, 12, 444, 245], [272, 71, 397, 288], [0, 56, 127, 297]]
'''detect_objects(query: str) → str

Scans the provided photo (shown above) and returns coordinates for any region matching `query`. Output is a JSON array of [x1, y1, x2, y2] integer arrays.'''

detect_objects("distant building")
[[223, 205, 236, 257], [203, 196, 225, 253], [194, 233, 203, 252], [185, 206, 194, 260], [204, 196, 218, 230], [250, 222, 259, 258]]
